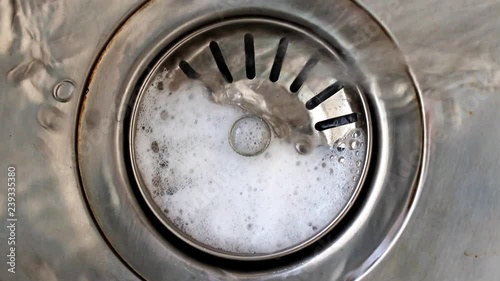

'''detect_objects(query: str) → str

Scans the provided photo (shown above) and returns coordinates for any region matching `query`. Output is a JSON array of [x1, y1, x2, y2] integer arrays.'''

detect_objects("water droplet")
[[336, 141, 346, 152], [352, 129, 361, 138], [330, 155, 335, 160], [356, 160, 362, 167], [350, 140, 359, 150], [352, 176, 356, 182], [355, 151, 360, 156], [338, 156, 345, 164], [53, 80, 75, 102]]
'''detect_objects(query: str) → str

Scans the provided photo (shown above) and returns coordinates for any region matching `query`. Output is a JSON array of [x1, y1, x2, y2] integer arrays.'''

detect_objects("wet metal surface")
[[0, 0, 499, 280], [77, 0, 422, 279], [0, 1, 143, 280], [358, 1, 500, 280]]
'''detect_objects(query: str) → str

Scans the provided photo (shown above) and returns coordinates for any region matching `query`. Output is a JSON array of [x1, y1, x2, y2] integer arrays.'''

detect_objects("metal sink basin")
[[0, 0, 498, 280]]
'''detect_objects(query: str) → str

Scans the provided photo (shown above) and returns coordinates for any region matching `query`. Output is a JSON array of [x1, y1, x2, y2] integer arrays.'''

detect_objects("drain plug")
[[229, 116, 271, 156]]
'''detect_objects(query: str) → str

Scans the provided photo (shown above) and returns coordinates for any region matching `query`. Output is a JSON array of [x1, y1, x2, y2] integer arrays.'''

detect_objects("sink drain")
[[77, 0, 425, 280], [130, 19, 371, 260]]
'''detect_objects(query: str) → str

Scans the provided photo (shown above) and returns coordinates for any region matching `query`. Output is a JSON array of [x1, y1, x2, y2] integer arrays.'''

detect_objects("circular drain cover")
[[78, 1, 425, 278], [130, 19, 371, 259]]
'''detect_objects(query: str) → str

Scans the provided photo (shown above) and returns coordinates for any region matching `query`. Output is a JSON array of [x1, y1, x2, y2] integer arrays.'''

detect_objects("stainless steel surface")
[[77, 1, 422, 279], [0, 1, 143, 281], [0, 1, 498, 281], [358, 1, 500, 280]]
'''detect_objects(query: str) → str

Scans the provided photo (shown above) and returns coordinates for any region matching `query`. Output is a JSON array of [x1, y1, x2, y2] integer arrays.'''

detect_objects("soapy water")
[[134, 73, 366, 255]]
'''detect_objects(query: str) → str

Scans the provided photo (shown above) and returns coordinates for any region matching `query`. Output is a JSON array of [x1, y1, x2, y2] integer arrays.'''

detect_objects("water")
[[336, 141, 346, 152], [133, 72, 367, 255], [210, 78, 322, 155], [352, 129, 361, 138], [349, 140, 359, 150]]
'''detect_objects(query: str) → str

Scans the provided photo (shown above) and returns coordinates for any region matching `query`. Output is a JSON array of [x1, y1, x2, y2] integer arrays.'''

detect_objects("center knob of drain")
[[229, 116, 271, 156]]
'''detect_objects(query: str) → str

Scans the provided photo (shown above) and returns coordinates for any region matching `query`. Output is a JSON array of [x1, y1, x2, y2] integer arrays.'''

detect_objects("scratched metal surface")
[[0, 1, 143, 280], [360, 1, 500, 280], [0, 0, 499, 281]]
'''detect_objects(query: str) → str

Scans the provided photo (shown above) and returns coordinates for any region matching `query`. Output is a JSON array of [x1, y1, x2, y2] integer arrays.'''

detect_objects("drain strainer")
[[77, 0, 424, 279], [130, 19, 371, 259]]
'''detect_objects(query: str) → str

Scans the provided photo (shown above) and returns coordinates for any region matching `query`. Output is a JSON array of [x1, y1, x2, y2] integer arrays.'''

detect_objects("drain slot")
[[179, 61, 200, 79], [244, 34, 256, 79], [269, 37, 289, 82], [306, 81, 344, 110], [209, 41, 234, 83], [290, 56, 319, 93], [315, 113, 358, 131]]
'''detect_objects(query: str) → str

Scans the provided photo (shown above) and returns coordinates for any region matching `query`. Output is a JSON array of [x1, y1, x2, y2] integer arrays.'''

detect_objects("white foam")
[[133, 73, 367, 255]]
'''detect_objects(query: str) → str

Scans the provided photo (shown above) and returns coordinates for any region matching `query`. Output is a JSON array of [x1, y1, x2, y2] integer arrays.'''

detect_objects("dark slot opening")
[[179, 61, 200, 79], [209, 41, 233, 83], [306, 81, 344, 110], [290, 57, 319, 93], [269, 37, 289, 82], [315, 113, 358, 131], [244, 34, 256, 79]]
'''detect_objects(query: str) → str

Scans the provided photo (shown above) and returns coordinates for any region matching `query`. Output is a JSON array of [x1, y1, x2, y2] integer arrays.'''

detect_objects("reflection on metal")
[[0, 1, 145, 281], [2, 0, 498, 280]]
